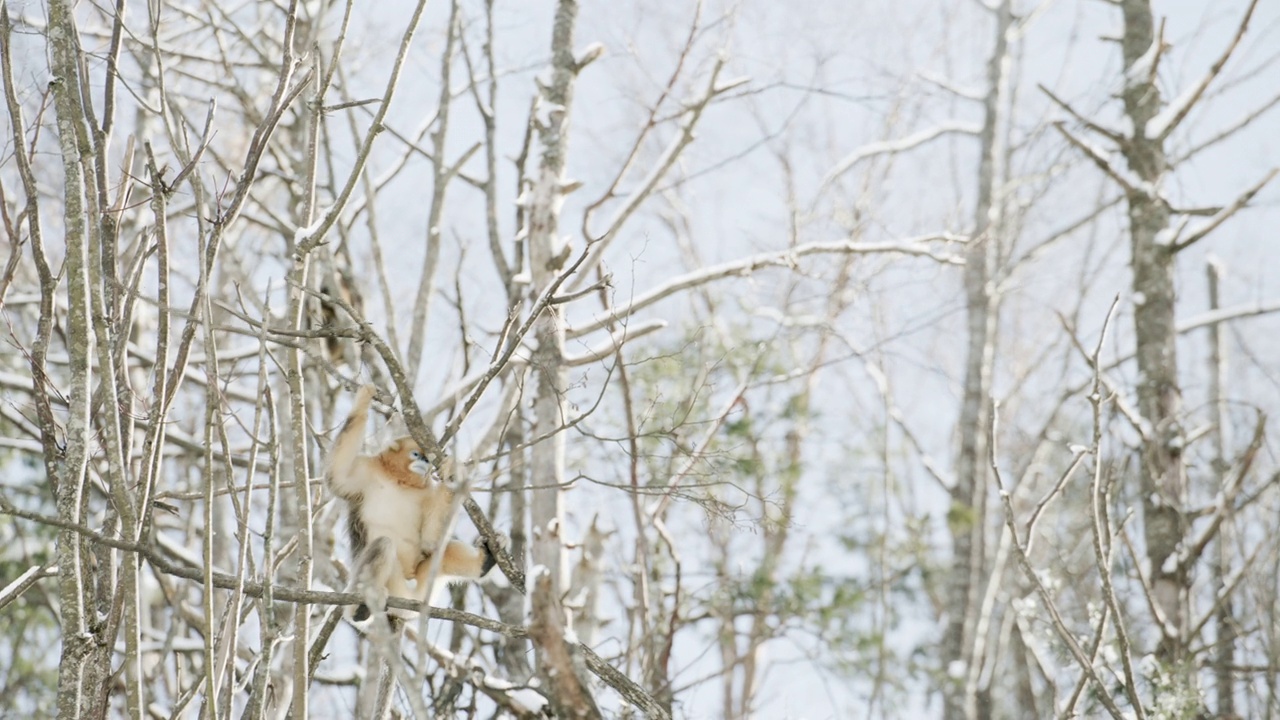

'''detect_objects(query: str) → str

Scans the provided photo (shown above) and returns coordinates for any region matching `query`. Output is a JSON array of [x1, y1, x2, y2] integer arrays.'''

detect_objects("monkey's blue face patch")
[[408, 450, 433, 477]]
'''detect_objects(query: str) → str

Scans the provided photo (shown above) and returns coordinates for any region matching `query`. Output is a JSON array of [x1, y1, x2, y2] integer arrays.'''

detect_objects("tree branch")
[[567, 235, 964, 340], [1170, 167, 1277, 252], [1147, 0, 1261, 140]]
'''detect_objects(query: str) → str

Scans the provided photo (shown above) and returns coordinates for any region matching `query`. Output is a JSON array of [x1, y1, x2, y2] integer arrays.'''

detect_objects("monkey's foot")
[[477, 534, 511, 577], [352, 602, 373, 622], [353, 602, 418, 623]]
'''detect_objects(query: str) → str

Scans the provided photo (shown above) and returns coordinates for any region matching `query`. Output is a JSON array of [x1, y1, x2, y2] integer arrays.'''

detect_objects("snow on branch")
[[566, 234, 965, 339], [1146, 0, 1260, 140], [419, 639, 550, 718], [0, 494, 673, 718], [571, 57, 742, 291], [1177, 296, 1280, 334], [1054, 122, 1152, 198], [819, 121, 982, 189], [0, 563, 55, 611], [564, 318, 667, 366], [1122, 34, 1164, 91]]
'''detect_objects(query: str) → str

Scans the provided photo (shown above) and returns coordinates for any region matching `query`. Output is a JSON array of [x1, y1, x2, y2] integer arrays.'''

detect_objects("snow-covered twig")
[[567, 234, 964, 339], [564, 318, 667, 366], [1054, 122, 1149, 198], [1146, 0, 1261, 140], [820, 121, 981, 189]]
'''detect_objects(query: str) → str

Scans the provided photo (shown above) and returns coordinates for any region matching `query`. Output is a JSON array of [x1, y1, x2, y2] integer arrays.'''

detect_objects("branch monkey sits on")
[[327, 385, 503, 621]]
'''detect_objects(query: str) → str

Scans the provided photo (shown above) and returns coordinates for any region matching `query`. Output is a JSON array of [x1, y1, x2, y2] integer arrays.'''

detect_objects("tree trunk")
[[1207, 259, 1236, 716], [1118, 0, 1186, 670], [46, 2, 107, 716], [944, 3, 1010, 718], [526, 0, 579, 596]]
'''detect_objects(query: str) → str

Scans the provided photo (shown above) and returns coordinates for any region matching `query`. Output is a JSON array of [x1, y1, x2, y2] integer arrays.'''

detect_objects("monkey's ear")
[[384, 439, 403, 452]]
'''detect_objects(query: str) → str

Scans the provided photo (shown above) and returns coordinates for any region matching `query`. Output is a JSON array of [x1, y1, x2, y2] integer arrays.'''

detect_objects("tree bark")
[[1207, 259, 1236, 716], [530, 569, 603, 720], [526, 0, 579, 596], [1118, 0, 1186, 669], [46, 2, 106, 717], [944, 3, 1010, 718]]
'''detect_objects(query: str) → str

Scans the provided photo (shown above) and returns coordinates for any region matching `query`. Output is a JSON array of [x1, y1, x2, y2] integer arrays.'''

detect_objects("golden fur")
[[326, 386, 499, 620]]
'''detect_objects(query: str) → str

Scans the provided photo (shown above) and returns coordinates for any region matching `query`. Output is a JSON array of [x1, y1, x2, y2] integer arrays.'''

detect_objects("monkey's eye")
[[410, 451, 426, 462]]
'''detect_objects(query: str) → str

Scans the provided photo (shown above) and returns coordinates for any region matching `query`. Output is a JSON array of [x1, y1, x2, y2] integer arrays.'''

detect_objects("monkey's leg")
[[353, 536, 398, 622], [437, 538, 502, 579], [383, 572, 418, 620], [380, 540, 424, 619], [410, 551, 439, 604]]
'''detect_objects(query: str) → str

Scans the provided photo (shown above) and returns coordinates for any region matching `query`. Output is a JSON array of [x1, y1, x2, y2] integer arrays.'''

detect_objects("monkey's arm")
[[326, 385, 375, 498]]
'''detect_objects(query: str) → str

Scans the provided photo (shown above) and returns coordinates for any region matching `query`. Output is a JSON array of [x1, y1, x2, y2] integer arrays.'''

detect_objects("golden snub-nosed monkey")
[[326, 385, 503, 621]]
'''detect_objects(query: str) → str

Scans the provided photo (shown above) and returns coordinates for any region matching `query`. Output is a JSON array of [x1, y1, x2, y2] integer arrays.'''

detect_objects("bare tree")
[[3, 1, 1280, 718]]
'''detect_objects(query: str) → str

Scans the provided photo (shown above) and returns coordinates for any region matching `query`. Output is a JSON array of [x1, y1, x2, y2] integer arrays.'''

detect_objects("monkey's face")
[[379, 438, 436, 484]]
